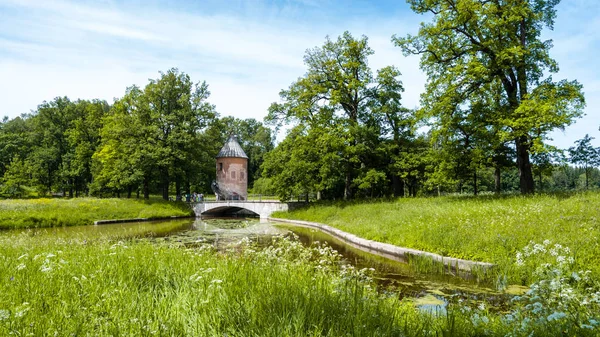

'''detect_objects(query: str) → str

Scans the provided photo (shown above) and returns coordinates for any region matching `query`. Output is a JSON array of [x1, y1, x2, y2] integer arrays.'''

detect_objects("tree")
[[0, 116, 34, 179], [568, 134, 600, 189], [28, 97, 79, 195], [142, 69, 216, 200], [262, 125, 343, 201], [395, 0, 585, 194], [1, 155, 29, 197], [62, 99, 109, 197], [267, 31, 408, 199], [91, 86, 149, 198], [92, 69, 217, 200]]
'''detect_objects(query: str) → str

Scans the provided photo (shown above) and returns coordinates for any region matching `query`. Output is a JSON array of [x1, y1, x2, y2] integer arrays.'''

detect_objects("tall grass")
[[0, 232, 469, 336], [0, 198, 193, 229], [272, 192, 600, 283], [1, 226, 598, 335]]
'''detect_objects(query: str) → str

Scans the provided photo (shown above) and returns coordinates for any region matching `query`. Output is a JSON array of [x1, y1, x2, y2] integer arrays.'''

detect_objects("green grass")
[[0, 222, 597, 335], [272, 192, 600, 284], [0, 198, 193, 229], [0, 231, 477, 336]]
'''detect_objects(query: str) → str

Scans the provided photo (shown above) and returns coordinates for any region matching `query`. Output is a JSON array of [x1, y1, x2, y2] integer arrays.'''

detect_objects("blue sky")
[[0, 0, 598, 149]]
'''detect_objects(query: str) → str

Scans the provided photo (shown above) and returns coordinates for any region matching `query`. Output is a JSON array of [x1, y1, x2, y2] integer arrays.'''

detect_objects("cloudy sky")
[[0, 0, 598, 148]]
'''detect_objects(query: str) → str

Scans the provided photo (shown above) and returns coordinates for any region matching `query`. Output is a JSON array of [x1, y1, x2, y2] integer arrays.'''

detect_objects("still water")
[[2, 217, 517, 311]]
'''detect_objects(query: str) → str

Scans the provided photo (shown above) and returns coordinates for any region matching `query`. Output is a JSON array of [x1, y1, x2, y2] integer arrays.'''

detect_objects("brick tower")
[[214, 135, 248, 200]]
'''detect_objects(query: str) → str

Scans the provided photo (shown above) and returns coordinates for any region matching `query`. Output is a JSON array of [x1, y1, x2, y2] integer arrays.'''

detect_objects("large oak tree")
[[395, 0, 585, 194]]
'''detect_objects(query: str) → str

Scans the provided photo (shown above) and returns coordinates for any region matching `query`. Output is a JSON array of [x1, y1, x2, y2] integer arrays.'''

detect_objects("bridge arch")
[[199, 205, 260, 217], [192, 201, 295, 219]]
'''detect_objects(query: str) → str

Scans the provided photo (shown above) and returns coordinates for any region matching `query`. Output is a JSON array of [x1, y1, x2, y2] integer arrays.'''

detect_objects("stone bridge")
[[192, 201, 300, 219]]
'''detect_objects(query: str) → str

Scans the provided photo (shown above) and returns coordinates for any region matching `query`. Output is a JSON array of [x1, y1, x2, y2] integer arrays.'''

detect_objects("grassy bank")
[[0, 232, 463, 336], [2, 229, 597, 336], [0, 198, 193, 229], [272, 192, 600, 283]]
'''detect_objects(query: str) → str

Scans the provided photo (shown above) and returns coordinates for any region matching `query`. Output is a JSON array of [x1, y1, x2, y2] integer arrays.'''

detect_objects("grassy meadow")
[[0, 198, 193, 229], [272, 192, 600, 284]]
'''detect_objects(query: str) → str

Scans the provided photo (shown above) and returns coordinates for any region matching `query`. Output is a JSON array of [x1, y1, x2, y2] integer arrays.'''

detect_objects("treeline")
[[262, 24, 589, 201], [0, 69, 273, 199], [2, 1, 596, 202]]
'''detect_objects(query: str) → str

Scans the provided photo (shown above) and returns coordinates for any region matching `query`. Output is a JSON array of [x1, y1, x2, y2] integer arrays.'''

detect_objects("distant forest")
[[1, 25, 598, 200]]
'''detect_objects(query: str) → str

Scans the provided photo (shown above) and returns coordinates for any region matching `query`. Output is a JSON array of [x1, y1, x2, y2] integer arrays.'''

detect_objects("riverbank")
[[271, 192, 600, 283], [0, 198, 193, 229], [270, 217, 494, 273], [2, 223, 597, 336], [0, 229, 471, 336]]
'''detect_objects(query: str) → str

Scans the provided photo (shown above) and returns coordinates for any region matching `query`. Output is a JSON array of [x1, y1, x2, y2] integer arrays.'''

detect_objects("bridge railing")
[[186, 194, 280, 203]]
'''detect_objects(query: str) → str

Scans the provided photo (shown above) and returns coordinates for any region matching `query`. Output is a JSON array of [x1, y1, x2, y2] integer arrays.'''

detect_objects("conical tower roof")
[[216, 135, 248, 159]]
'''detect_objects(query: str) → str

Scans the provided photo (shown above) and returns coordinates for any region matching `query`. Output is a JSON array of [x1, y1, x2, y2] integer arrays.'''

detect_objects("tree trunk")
[[516, 136, 535, 194], [344, 168, 353, 200], [127, 186, 132, 199], [47, 168, 52, 195], [136, 188, 140, 199], [473, 169, 478, 196], [161, 171, 169, 201], [75, 177, 79, 197], [494, 167, 501, 194], [392, 175, 404, 197], [175, 179, 181, 201], [143, 176, 150, 200], [585, 167, 589, 189], [409, 178, 417, 197]]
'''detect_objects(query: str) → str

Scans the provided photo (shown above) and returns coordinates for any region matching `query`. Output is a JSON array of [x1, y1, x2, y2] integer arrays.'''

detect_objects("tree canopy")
[[394, 0, 585, 194]]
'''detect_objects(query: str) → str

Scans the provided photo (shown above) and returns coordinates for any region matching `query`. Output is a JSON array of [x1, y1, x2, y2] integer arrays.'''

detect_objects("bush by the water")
[[0, 198, 193, 229]]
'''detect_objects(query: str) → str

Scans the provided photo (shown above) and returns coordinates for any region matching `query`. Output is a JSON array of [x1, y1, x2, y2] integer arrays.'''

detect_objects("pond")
[[1, 217, 517, 312]]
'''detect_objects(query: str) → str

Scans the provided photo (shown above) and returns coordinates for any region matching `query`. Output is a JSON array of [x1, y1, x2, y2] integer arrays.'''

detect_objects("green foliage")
[[395, 0, 586, 194], [250, 177, 276, 195], [1, 156, 29, 198], [266, 32, 418, 200], [509, 240, 600, 335], [0, 233, 424, 336], [0, 198, 192, 229], [568, 134, 600, 189]]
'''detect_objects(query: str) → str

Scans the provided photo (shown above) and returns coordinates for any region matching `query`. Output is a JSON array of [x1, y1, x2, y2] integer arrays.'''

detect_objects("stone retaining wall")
[[94, 216, 193, 225], [269, 217, 494, 272]]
